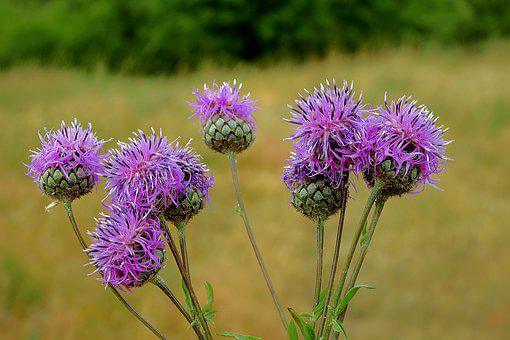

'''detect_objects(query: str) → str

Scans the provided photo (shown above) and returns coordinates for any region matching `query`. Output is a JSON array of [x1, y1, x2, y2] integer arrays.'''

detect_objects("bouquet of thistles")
[[25, 79, 450, 339]]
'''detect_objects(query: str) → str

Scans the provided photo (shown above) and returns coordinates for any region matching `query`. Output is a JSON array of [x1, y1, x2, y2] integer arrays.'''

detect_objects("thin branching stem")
[[158, 216, 213, 340], [227, 152, 288, 330], [62, 201, 167, 340], [324, 181, 382, 339], [317, 176, 349, 338], [338, 197, 387, 323], [177, 224, 191, 278], [151, 275, 204, 339]]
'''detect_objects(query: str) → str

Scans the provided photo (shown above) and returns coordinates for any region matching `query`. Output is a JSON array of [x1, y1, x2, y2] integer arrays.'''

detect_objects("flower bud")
[[203, 114, 254, 154], [163, 188, 205, 225], [291, 178, 343, 222]]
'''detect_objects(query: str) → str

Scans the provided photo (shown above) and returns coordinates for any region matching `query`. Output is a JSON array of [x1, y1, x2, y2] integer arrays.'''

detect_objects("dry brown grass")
[[1, 42, 510, 339]]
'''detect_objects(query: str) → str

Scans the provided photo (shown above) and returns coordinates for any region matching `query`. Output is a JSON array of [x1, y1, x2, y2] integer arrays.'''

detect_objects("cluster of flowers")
[[26, 78, 450, 339], [283, 80, 450, 222], [26, 122, 214, 290]]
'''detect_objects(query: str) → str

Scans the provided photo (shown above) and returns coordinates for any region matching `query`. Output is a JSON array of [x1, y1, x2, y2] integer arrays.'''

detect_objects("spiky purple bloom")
[[172, 141, 214, 199], [360, 95, 451, 192], [103, 130, 186, 208], [26, 119, 105, 199], [104, 130, 213, 214], [189, 80, 257, 126], [87, 203, 166, 290], [284, 80, 368, 188]]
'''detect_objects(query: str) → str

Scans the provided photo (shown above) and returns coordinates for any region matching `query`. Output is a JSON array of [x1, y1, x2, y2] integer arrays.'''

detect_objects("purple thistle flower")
[[87, 203, 166, 290], [26, 119, 105, 200], [172, 141, 214, 200], [360, 94, 451, 193], [189, 80, 257, 126], [284, 80, 368, 188], [103, 129, 186, 208]]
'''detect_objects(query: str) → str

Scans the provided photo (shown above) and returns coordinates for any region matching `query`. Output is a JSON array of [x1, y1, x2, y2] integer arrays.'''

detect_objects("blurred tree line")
[[0, 0, 509, 74]]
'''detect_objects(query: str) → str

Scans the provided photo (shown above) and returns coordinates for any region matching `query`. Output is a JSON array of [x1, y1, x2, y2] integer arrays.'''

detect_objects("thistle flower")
[[189, 80, 257, 154], [360, 95, 451, 196], [26, 119, 105, 201], [162, 141, 214, 225], [285, 80, 368, 186], [103, 130, 186, 209], [283, 146, 345, 222], [87, 203, 166, 290]]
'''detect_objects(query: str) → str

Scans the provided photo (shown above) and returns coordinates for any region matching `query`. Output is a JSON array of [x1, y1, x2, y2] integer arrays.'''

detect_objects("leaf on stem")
[[287, 320, 299, 340], [331, 319, 348, 339], [333, 285, 375, 318], [288, 308, 315, 340]]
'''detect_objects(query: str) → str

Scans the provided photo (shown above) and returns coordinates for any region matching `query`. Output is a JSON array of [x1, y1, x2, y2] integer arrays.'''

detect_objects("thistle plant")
[[25, 120, 166, 339], [190, 80, 289, 331], [26, 80, 450, 339]]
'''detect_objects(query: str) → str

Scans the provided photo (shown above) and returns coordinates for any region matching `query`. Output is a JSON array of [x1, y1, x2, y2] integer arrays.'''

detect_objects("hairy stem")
[[62, 201, 166, 340], [324, 181, 382, 339], [158, 216, 213, 340], [317, 176, 349, 338], [151, 275, 204, 339], [227, 152, 288, 330], [313, 219, 325, 311]]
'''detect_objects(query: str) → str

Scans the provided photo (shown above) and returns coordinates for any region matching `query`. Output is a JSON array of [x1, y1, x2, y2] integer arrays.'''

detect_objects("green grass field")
[[1, 42, 509, 339]]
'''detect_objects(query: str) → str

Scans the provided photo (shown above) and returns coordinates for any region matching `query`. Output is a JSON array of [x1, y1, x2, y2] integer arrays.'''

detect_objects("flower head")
[[26, 119, 105, 200], [87, 203, 166, 290], [285, 80, 368, 187], [360, 94, 451, 194], [103, 130, 186, 208], [189, 80, 257, 126], [162, 141, 214, 224]]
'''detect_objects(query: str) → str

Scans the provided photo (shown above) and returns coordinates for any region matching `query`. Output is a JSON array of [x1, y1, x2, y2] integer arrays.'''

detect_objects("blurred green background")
[[1, 1, 510, 339]]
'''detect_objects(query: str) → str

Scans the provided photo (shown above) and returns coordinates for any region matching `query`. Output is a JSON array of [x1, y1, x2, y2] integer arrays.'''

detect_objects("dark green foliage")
[[0, 0, 509, 74]]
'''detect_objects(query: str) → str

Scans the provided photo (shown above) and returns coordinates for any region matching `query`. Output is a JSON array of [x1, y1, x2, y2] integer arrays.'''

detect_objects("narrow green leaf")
[[181, 280, 195, 314], [220, 331, 262, 340], [332, 320, 348, 339], [287, 320, 299, 340], [312, 289, 328, 321], [203, 281, 214, 312], [288, 308, 315, 340], [334, 285, 374, 317]]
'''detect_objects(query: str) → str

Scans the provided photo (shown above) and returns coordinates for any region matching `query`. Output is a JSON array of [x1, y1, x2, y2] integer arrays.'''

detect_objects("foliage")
[[0, 0, 509, 74]]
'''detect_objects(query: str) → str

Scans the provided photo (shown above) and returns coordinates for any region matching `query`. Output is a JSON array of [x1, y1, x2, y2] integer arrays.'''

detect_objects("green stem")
[[151, 275, 204, 339], [158, 216, 213, 340], [177, 224, 190, 278], [338, 197, 387, 323], [317, 176, 349, 338], [227, 152, 288, 330], [62, 201, 167, 340], [313, 220, 325, 311], [323, 181, 382, 339]]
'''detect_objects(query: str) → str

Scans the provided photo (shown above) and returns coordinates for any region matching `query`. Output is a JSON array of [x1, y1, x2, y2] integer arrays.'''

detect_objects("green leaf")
[[220, 331, 262, 340], [287, 320, 299, 340], [204, 310, 218, 325], [331, 320, 348, 339], [288, 308, 315, 340], [334, 285, 374, 317], [312, 289, 328, 321], [203, 281, 215, 312], [181, 280, 195, 314]]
